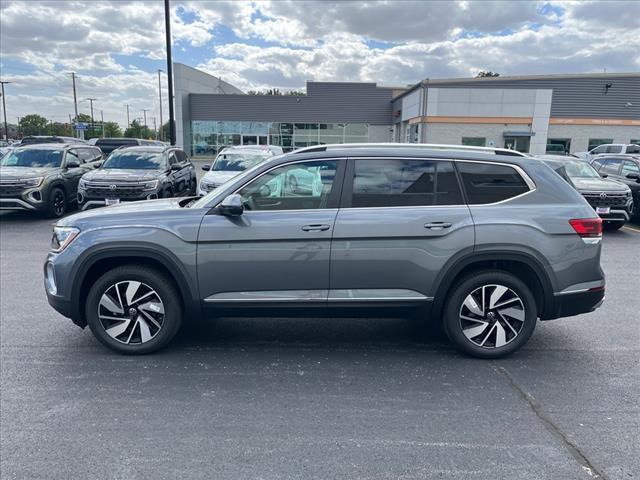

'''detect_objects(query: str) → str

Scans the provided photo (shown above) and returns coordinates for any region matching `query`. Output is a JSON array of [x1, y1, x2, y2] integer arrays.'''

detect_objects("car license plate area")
[[596, 207, 610, 214], [105, 198, 120, 206]]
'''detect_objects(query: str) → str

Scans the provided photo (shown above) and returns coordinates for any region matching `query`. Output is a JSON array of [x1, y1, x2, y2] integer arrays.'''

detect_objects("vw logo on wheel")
[[600, 192, 607, 199], [109, 184, 117, 191]]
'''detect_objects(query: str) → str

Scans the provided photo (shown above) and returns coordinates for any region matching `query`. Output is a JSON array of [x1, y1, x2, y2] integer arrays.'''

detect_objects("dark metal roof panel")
[[190, 82, 394, 124]]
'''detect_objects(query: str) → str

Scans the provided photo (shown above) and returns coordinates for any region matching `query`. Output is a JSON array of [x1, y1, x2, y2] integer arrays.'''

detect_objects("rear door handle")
[[424, 222, 452, 229], [301, 224, 330, 232]]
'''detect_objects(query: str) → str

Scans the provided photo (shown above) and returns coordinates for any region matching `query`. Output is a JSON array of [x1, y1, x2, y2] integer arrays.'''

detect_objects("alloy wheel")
[[458, 284, 525, 349], [98, 281, 165, 345], [53, 191, 65, 216]]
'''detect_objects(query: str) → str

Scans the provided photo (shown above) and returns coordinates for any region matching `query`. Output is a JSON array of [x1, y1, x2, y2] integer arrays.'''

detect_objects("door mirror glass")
[[202, 164, 211, 171], [66, 159, 80, 168], [627, 172, 640, 180], [170, 163, 182, 171], [219, 194, 244, 216]]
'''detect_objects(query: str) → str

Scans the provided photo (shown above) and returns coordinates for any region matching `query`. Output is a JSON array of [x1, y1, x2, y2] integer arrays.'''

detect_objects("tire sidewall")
[[444, 271, 537, 359], [86, 266, 182, 354], [48, 187, 66, 218]]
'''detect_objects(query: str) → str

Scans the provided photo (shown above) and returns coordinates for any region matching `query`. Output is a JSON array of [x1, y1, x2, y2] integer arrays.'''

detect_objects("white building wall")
[[368, 124, 393, 142], [424, 123, 536, 148]]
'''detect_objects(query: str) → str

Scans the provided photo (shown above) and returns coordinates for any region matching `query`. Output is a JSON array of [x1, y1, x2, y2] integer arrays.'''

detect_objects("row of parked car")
[[0, 137, 196, 217]]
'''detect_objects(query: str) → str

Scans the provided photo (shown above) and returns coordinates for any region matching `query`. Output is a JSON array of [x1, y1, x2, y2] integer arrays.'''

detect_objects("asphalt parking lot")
[[1, 198, 639, 479]]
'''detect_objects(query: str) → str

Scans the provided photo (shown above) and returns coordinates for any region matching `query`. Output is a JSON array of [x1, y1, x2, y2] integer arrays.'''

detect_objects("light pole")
[[164, 0, 176, 145], [68, 72, 79, 138], [86, 98, 96, 138], [141, 109, 148, 139], [0, 80, 11, 141], [157, 70, 164, 141], [124, 103, 130, 128]]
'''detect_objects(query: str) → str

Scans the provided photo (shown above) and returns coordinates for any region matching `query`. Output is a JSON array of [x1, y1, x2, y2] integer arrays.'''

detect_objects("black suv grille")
[[83, 181, 148, 199], [0, 180, 27, 197], [582, 192, 629, 208]]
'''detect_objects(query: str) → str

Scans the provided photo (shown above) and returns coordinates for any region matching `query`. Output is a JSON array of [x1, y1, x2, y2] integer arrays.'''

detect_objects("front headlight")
[[51, 226, 80, 253], [23, 177, 44, 187], [141, 180, 159, 191]]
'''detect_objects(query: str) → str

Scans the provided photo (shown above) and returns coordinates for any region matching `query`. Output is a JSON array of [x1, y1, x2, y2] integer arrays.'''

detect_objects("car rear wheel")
[[47, 187, 67, 218], [443, 271, 537, 359], [85, 265, 182, 354]]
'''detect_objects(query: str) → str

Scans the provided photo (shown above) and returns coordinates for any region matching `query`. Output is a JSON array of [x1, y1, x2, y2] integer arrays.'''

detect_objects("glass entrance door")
[[241, 135, 269, 146], [504, 136, 530, 153]]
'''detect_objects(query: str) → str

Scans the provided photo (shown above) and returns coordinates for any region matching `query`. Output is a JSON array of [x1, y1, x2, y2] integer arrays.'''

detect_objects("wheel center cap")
[[486, 311, 496, 320], [129, 307, 137, 317]]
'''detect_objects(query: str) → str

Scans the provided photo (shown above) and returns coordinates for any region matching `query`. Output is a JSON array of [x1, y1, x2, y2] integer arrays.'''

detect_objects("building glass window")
[[462, 137, 486, 147], [191, 121, 368, 156], [588, 138, 613, 151], [546, 138, 571, 154], [631, 139, 640, 145]]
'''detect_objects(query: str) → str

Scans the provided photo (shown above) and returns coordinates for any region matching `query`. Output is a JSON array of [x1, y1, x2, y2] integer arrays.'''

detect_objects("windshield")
[[101, 151, 165, 170], [562, 160, 600, 178], [0, 149, 63, 168], [212, 153, 268, 172]]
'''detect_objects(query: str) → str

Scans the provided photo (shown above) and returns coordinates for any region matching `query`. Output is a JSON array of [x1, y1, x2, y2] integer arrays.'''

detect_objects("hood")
[[572, 176, 630, 193], [0, 166, 57, 180], [202, 170, 241, 185], [58, 197, 185, 227], [83, 169, 162, 182]]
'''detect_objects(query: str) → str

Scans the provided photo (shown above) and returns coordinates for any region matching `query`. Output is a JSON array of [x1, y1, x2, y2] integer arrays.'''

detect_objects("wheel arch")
[[69, 244, 199, 327], [431, 251, 555, 321]]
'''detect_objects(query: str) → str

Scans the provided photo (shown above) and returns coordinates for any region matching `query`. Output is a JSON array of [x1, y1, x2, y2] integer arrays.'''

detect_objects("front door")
[[197, 159, 344, 306], [330, 158, 474, 303]]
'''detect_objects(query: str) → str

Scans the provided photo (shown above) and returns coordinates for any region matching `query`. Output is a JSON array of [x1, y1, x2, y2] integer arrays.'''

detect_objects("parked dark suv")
[[94, 138, 159, 156], [77, 146, 196, 210], [45, 144, 605, 358], [538, 155, 633, 229], [590, 155, 640, 220], [0, 143, 103, 217]]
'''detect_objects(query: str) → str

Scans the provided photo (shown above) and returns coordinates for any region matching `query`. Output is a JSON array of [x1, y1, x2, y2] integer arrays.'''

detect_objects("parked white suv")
[[576, 143, 640, 160], [198, 146, 277, 195]]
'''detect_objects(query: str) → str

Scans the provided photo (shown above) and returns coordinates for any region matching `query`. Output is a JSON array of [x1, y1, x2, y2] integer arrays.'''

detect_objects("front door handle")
[[301, 224, 330, 232], [424, 222, 452, 229]]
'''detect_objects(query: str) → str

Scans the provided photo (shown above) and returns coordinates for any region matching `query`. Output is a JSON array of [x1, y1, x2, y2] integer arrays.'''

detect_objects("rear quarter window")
[[457, 162, 531, 204]]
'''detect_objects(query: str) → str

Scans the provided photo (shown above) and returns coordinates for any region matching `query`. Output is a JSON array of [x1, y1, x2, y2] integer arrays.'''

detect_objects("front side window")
[[457, 162, 530, 204], [604, 145, 622, 153], [101, 151, 165, 170], [351, 159, 463, 207], [238, 160, 337, 211], [0, 149, 63, 168], [600, 158, 623, 176], [588, 139, 613, 151]]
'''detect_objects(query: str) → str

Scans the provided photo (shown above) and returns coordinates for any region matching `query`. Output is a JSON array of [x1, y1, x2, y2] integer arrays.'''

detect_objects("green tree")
[[18, 114, 49, 136], [51, 122, 73, 137], [476, 71, 500, 78], [124, 119, 144, 139], [103, 122, 122, 138]]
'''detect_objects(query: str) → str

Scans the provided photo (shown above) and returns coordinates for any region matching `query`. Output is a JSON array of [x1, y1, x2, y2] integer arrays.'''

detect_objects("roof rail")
[[292, 143, 528, 157]]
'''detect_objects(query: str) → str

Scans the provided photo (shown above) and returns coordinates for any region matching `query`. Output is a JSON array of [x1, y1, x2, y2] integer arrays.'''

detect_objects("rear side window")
[[621, 161, 640, 176], [457, 162, 530, 204], [351, 159, 463, 207]]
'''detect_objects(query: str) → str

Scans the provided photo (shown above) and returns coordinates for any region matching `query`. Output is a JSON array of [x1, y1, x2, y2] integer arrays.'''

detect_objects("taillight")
[[569, 218, 602, 237]]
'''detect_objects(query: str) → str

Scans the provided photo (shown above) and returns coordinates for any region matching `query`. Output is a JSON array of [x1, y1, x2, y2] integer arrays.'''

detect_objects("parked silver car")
[[45, 144, 605, 358]]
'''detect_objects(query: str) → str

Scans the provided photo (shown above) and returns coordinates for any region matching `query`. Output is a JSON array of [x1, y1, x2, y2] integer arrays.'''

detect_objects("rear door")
[[329, 157, 474, 303]]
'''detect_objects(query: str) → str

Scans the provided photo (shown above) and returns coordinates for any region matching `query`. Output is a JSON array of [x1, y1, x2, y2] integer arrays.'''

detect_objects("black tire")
[[190, 178, 197, 195], [85, 265, 182, 354], [603, 221, 624, 231], [47, 187, 67, 218], [443, 270, 537, 359], [163, 187, 174, 198]]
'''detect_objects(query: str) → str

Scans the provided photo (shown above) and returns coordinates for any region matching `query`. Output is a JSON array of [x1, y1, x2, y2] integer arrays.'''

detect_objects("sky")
[[1, 0, 639, 129]]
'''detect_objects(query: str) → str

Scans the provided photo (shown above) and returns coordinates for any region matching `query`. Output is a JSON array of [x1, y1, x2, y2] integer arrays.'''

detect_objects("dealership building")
[[174, 63, 640, 157]]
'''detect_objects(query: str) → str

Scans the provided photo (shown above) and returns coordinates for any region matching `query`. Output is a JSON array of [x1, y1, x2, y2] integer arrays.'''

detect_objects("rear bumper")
[[544, 288, 605, 320]]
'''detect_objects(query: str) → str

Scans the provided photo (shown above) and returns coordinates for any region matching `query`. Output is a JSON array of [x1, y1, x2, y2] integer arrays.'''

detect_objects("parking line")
[[622, 225, 640, 234]]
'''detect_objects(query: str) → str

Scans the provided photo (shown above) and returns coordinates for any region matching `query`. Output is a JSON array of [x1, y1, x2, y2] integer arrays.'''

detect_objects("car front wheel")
[[444, 271, 537, 359], [85, 265, 182, 354]]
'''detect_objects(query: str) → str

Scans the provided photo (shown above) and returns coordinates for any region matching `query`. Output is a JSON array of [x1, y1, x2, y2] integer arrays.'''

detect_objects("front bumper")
[[78, 190, 159, 210], [0, 188, 48, 211]]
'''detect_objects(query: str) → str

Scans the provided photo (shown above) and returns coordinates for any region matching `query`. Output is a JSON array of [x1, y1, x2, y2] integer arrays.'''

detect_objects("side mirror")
[[600, 173, 608, 178], [202, 164, 211, 171], [626, 173, 640, 180], [170, 163, 182, 171], [219, 194, 243, 216], [66, 159, 80, 169]]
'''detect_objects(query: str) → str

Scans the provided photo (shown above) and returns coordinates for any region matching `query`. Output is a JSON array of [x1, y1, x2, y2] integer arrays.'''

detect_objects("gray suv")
[[44, 144, 605, 358]]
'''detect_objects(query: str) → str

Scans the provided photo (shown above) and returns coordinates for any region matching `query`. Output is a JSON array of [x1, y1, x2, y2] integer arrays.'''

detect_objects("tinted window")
[[626, 145, 640, 154], [239, 160, 337, 211], [621, 161, 640, 176], [600, 158, 623, 175], [95, 139, 138, 154], [457, 162, 530, 204], [351, 159, 463, 207], [168, 152, 178, 165], [175, 150, 188, 163], [604, 145, 622, 153], [591, 158, 605, 170], [0, 148, 63, 167], [101, 151, 165, 170]]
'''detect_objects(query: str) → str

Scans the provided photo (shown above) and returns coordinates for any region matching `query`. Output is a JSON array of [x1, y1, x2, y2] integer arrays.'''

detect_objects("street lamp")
[[0, 80, 11, 142], [85, 98, 96, 138], [164, 0, 176, 145], [141, 109, 148, 139], [158, 70, 164, 141]]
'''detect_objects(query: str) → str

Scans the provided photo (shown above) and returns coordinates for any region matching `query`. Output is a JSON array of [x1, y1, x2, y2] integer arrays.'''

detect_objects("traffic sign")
[[74, 123, 88, 130]]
